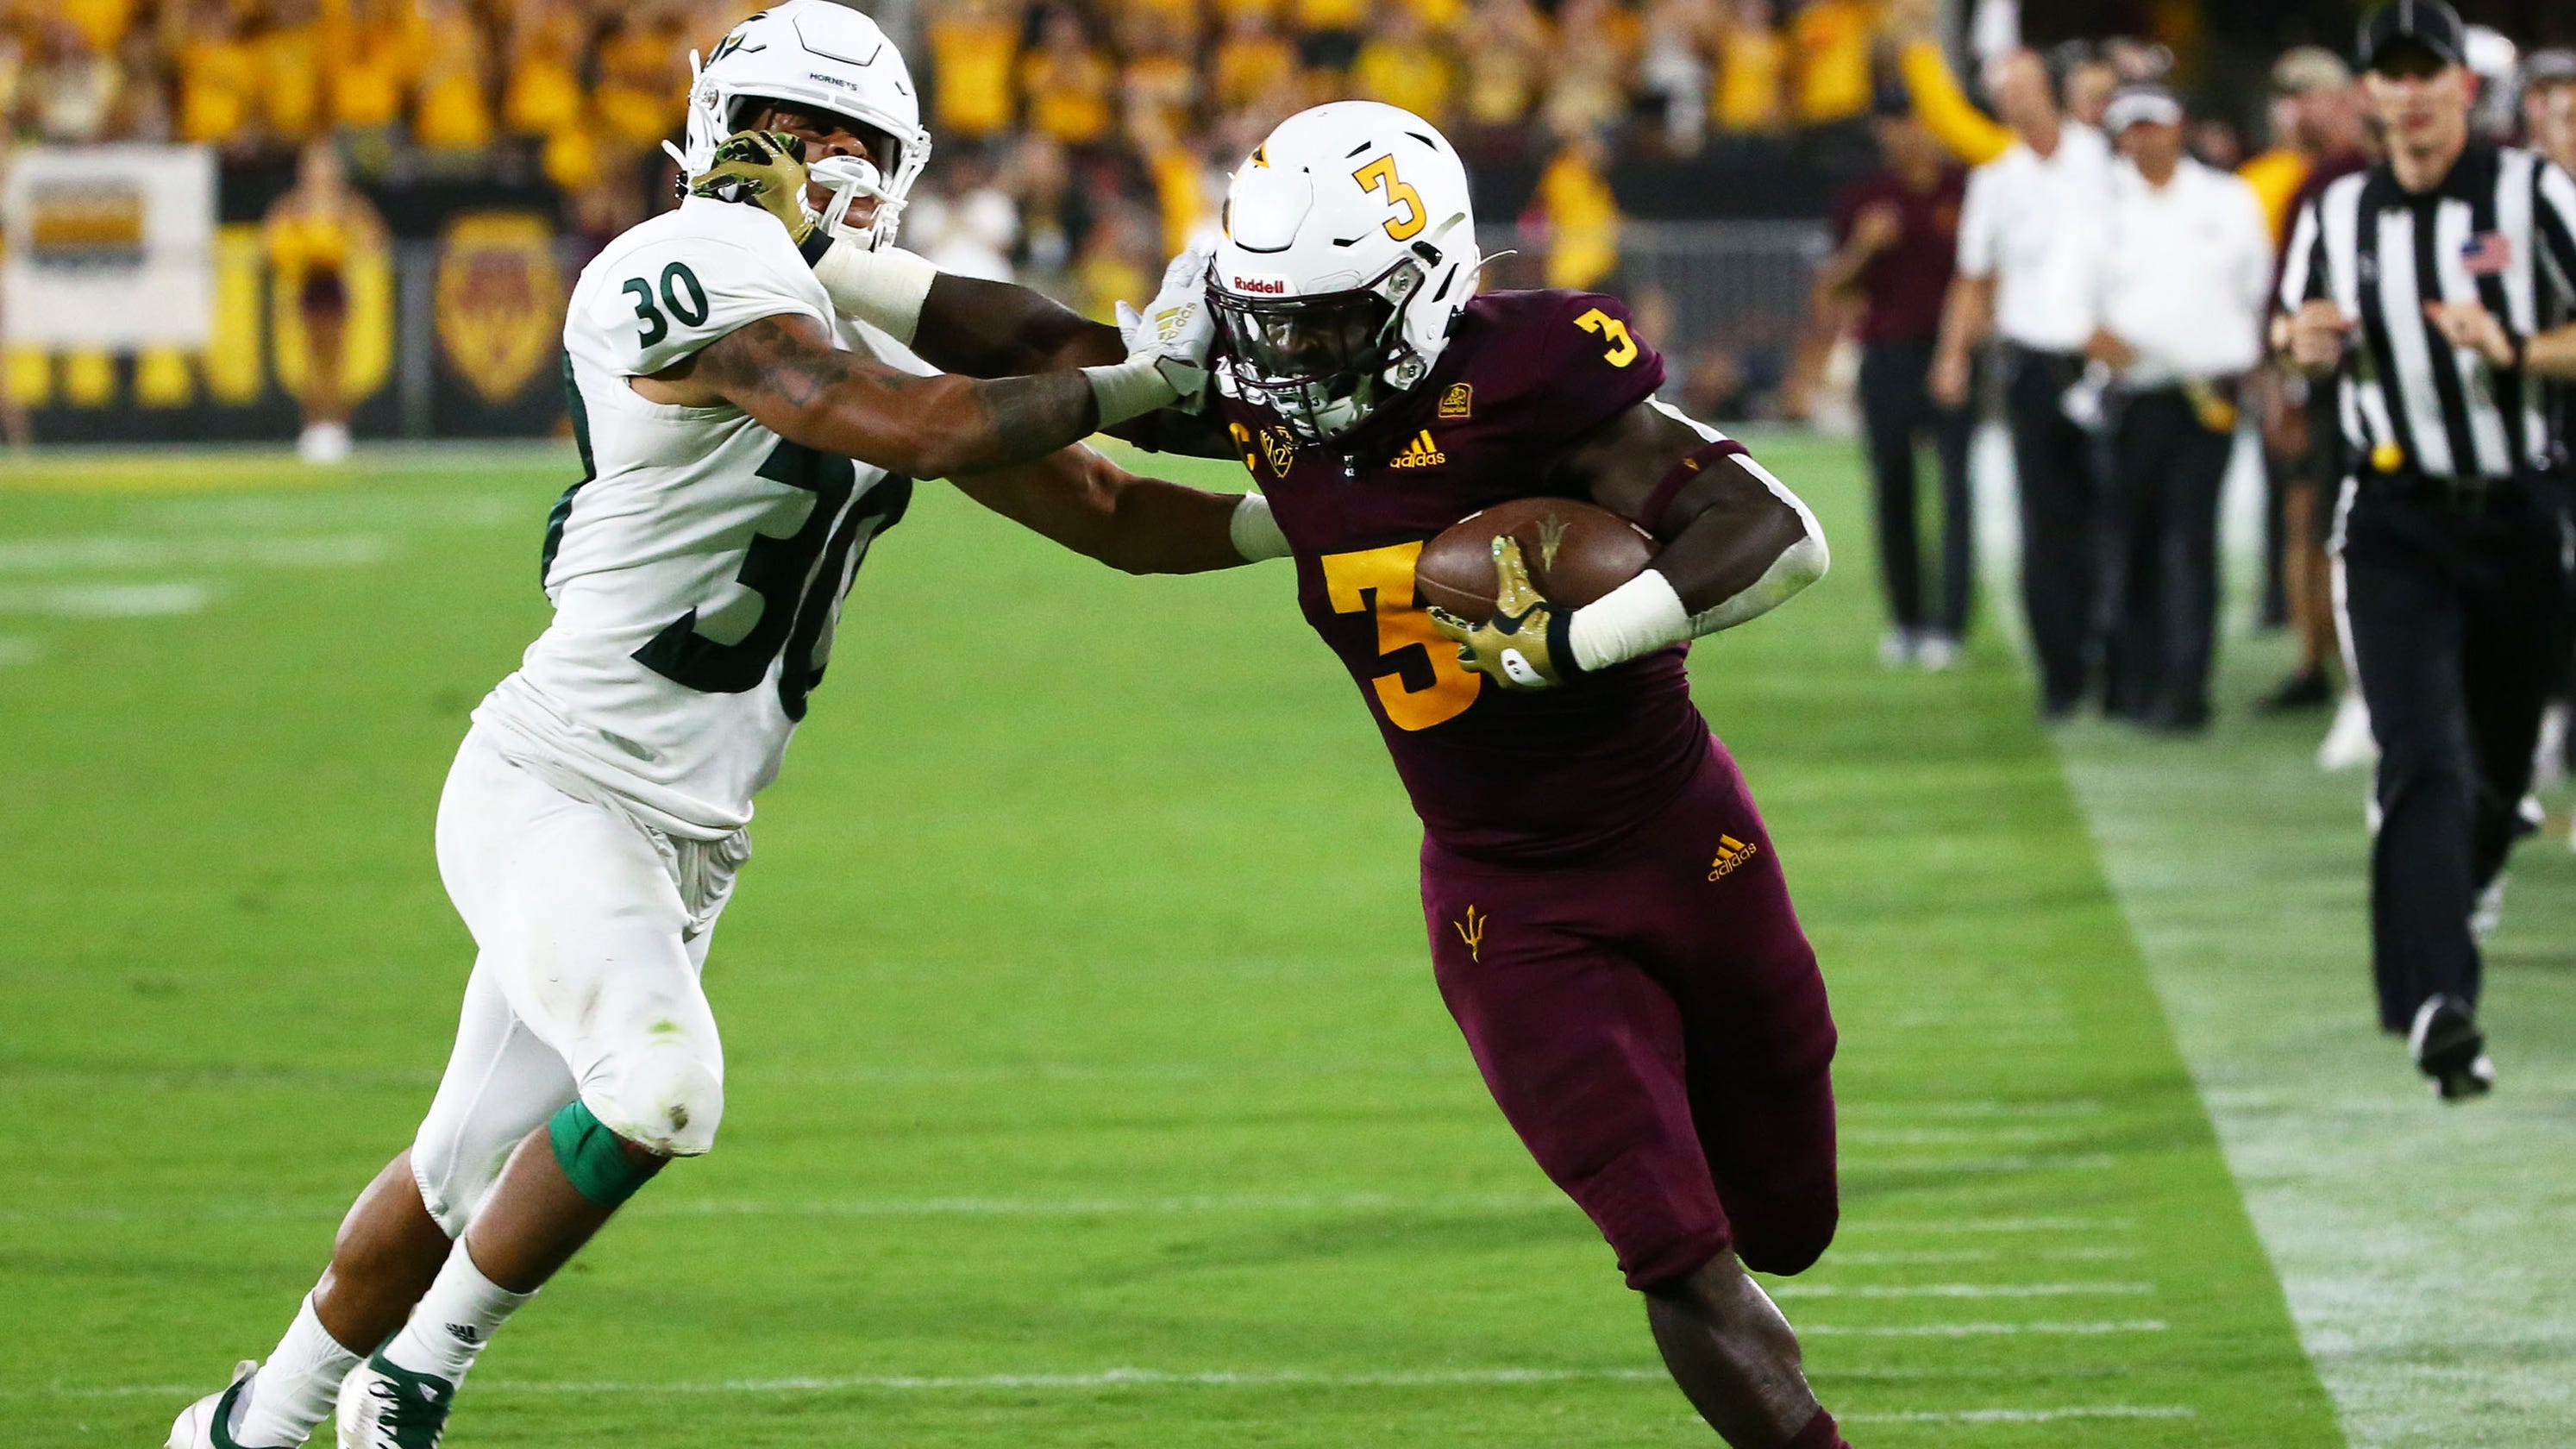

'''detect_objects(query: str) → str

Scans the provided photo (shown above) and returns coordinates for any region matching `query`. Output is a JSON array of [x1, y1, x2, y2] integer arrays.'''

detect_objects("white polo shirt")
[[2094, 156, 2273, 389], [1957, 122, 2115, 354]]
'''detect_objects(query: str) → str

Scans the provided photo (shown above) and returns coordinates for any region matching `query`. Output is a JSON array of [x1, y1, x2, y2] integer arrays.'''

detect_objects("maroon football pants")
[[1420, 736, 1839, 1289]]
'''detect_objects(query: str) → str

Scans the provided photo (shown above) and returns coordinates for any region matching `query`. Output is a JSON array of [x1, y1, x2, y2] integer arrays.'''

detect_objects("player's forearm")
[[1814, 243, 1873, 299], [951, 448, 1280, 574], [1934, 275, 1991, 361], [911, 272, 1126, 377], [788, 368, 1103, 480], [1565, 459, 1827, 674]]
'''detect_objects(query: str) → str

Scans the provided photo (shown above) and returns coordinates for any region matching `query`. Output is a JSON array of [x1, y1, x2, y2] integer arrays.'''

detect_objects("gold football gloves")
[[688, 129, 814, 245], [1427, 537, 1583, 691]]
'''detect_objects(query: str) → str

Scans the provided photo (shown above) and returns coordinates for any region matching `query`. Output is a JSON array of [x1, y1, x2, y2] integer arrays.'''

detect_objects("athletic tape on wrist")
[[1566, 569, 1691, 674], [1636, 439, 1752, 536], [548, 1101, 657, 1209], [1227, 492, 1291, 561], [812, 242, 938, 346], [1083, 356, 1181, 428]]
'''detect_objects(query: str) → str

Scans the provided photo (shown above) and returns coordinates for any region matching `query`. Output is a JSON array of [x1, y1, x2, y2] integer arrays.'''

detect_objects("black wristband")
[[799, 229, 837, 268], [1545, 606, 1587, 681]]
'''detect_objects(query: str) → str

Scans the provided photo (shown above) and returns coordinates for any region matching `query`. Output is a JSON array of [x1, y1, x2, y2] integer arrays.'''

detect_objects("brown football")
[[1415, 498, 1657, 619]]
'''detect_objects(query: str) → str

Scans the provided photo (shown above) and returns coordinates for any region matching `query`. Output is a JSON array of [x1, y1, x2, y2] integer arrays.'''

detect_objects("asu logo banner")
[[436, 212, 565, 405]]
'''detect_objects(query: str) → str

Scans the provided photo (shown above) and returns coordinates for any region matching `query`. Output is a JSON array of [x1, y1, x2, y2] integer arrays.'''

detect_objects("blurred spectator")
[[1352, 6, 1457, 127], [1637, 0, 1711, 156], [1072, 200, 1153, 321], [1212, 8, 1297, 120], [1542, 0, 1637, 145], [1123, 10, 1202, 143], [1529, 129, 1620, 290], [331, 0, 420, 141], [2056, 43, 2118, 129], [264, 140, 385, 463], [1289, 0, 1368, 78], [1022, 6, 1117, 147], [1932, 46, 2116, 720], [1457, 0, 1548, 151], [593, 8, 685, 159], [1821, 99, 1972, 669], [2526, 49, 2576, 172], [29, 18, 121, 142], [927, 0, 1020, 142], [1712, 0, 1788, 139], [254, 0, 324, 147], [411, 0, 492, 154], [2191, 119, 2243, 170], [1790, 0, 1876, 129], [1883, 0, 2006, 163], [2087, 85, 2272, 732]]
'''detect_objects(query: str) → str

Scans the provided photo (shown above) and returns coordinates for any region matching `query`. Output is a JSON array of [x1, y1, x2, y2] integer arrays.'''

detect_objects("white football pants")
[[410, 724, 747, 1236]]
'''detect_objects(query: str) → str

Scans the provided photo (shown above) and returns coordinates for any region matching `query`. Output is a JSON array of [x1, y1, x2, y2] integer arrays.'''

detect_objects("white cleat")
[[335, 1348, 458, 1449], [169, 1361, 292, 1449], [2317, 691, 2378, 772]]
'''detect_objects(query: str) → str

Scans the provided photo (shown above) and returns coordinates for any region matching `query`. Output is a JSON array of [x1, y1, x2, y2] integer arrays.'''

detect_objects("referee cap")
[[2103, 84, 2184, 134], [2359, 0, 2466, 72]]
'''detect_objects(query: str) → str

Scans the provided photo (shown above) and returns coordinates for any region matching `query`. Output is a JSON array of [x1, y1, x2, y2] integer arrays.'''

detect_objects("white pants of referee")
[[2333, 477, 2574, 1033], [409, 724, 747, 1235]]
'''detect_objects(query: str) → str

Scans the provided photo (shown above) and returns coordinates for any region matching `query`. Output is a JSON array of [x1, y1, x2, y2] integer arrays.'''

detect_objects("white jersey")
[[476, 197, 911, 840]]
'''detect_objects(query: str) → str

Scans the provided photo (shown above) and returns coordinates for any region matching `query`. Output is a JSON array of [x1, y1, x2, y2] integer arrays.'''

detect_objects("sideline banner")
[[3, 144, 218, 348]]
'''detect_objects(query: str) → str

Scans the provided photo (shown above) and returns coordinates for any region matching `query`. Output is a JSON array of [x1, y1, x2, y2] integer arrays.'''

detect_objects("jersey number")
[[630, 442, 910, 722], [623, 262, 711, 349], [1575, 308, 1638, 367], [1321, 542, 1481, 732], [1353, 156, 1426, 242]]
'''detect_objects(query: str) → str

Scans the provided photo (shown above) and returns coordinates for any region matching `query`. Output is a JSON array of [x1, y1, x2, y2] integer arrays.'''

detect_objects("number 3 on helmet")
[[1210, 102, 1483, 443], [669, 0, 932, 253]]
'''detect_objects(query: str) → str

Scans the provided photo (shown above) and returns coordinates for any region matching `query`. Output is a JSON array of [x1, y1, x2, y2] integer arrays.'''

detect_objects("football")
[[1414, 498, 1658, 619]]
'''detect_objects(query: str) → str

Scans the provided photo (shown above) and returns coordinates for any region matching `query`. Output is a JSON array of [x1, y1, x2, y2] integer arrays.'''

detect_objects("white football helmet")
[[672, 1, 931, 250], [1209, 102, 1482, 442]]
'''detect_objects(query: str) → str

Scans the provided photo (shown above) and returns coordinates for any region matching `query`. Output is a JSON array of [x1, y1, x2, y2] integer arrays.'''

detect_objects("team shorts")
[[1420, 736, 1839, 1290], [409, 724, 747, 1234]]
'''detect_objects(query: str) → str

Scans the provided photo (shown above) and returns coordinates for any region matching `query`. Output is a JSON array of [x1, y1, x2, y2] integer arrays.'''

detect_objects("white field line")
[[7, 1189, 2140, 1227], [1769, 1283, 2155, 1300], [1824, 1247, 2142, 1265], [1845, 1154, 2119, 1173], [1803, 1320, 2166, 1337], [0, 535, 392, 572], [0, 581, 214, 617], [1840, 1126, 2084, 1146], [1845, 1406, 2195, 1425]]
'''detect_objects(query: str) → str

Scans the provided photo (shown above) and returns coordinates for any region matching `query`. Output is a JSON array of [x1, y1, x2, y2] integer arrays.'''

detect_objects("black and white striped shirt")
[[2280, 142, 2576, 483]]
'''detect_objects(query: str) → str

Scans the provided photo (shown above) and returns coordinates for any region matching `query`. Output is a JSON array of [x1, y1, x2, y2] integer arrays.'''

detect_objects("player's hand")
[[690, 130, 815, 245], [1850, 203, 1904, 256], [2423, 298, 2516, 369], [1427, 537, 1578, 691], [2283, 299, 2353, 374], [1116, 246, 1216, 411]]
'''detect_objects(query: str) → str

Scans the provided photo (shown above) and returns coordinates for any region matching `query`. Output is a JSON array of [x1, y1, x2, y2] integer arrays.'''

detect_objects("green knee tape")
[[548, 1101, 655, 1208]]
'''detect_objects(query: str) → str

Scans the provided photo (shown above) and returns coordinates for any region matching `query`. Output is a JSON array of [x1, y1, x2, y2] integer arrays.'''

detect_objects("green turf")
[[0, 439, 2340, 1446]]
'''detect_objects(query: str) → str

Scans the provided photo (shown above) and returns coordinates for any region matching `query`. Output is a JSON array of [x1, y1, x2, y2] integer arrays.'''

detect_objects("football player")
[[166, 7, 1278, 1448], [1200, 104, 1846, 1447]]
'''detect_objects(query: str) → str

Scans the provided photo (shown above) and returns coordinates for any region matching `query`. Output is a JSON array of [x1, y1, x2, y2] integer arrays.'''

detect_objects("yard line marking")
[[1846, 1154, 2119, 1173], [1841, 1100, 2106, 1119], [1770, 1283, 2156, 1300], [1840, 1126, 2085, 1146], [1843, 1405, 2195, 1425], [0, 581, 215, 617], [0, 535, 393, 572], [1838, 1216, 2135, 1233], [1823, 1247, 2143, 1265], [1803, 1320, 2167, 1337]]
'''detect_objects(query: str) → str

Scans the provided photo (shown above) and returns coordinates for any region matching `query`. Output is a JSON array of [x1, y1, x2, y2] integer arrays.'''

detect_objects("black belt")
[[2354, 465, 2563, 517]]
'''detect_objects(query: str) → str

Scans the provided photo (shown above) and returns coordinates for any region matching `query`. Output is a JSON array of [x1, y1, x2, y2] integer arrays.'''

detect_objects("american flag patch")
[[2461, 231, 2514, 276]]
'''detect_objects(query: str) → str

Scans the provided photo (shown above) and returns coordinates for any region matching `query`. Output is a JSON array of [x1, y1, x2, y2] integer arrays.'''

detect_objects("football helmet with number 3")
[[671, 0, 931, 252], [1209, 103, 1482, 442]]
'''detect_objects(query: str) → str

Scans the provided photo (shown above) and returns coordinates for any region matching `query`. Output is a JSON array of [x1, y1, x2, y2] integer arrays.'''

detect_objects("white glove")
[[1119, 245, 1215, 409]]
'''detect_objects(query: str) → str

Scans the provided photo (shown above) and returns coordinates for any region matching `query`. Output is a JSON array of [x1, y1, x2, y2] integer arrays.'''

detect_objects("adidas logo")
[[1388, 430, 1446, 468], [1707, 834, 1758, 881], [444, 1323, 483, 1346]]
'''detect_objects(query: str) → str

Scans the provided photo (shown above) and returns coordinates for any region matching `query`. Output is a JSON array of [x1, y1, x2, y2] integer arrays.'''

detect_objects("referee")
[[2278, 0, 2576, 1100]]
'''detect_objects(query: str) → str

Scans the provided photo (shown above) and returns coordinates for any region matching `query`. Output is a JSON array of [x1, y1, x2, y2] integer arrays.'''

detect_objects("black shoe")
[[2407, 995, 2494, 1101], [2259, 669, 2333, 712]]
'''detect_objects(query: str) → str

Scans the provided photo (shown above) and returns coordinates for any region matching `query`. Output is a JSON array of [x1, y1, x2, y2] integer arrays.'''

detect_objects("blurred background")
[[1, 0, 2567, 448]]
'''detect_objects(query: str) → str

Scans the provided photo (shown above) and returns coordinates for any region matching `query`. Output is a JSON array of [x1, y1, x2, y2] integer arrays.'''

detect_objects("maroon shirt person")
[[1202, 102, 1849, 1449], [1822, 106, 1975, 664]]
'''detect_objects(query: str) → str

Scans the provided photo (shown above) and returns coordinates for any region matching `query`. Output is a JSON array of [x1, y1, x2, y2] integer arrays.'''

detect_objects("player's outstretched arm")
[[650, 312, 1132, 480], [949, 446, 1288, 575]]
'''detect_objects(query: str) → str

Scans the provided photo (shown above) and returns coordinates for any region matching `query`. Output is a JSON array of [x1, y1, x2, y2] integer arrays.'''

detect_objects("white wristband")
[[812, 242, 939, 345], [1228, 492, 1290, 561], [1567, 569, 1691, 674], [1082, 355, 1181, 428]]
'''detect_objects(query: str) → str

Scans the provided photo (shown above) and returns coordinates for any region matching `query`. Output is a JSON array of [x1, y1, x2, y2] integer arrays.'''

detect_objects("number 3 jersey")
[[477, 196, 912, 840], [1213, 288, 1710, 864]]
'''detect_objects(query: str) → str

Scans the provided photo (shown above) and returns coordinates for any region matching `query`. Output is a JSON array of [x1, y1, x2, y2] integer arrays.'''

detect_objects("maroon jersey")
[[1830, 165, 1965, 346], [1215, 289, 1710, 862]]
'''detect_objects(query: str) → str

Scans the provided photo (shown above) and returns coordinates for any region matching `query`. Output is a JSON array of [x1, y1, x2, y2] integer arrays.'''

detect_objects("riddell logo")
[[1231, 276, 1288, 295]]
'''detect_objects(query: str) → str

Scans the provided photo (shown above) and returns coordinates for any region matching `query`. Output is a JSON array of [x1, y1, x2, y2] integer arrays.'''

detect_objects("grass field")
[[0, 436, 2366, 1446]]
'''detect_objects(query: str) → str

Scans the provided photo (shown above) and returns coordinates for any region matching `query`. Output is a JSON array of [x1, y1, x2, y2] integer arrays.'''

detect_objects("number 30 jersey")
[[477, 196, 912, 840]]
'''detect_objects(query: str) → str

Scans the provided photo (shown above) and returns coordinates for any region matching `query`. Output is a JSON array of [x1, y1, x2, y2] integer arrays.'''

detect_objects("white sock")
[[381, 1239, 536, 1384], [235, 1294, 361, 1446]]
